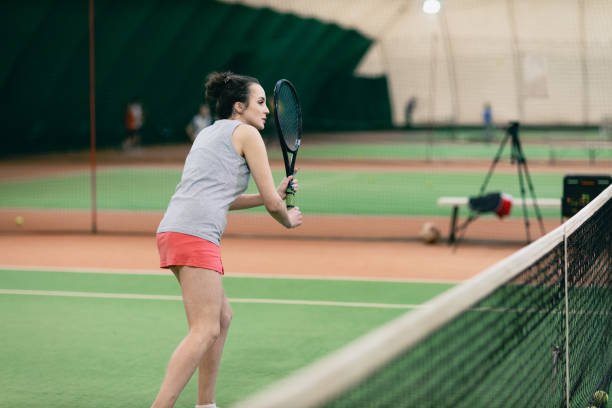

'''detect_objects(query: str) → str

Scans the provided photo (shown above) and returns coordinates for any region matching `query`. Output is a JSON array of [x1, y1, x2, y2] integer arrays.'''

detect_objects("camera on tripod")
[[454, 121, 545, 246]]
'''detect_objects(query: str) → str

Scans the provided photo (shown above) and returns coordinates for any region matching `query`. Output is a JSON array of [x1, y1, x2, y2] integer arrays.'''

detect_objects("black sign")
[[562, 174, 611, 217]]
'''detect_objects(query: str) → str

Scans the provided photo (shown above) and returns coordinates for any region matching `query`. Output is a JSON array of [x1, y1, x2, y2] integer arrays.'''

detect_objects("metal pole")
[[439, 11, 460, 131], [88, 0, 97, 233], [506, 0, 524, 121], [578, 0, 589, 124], [427, 33, 438, 161]]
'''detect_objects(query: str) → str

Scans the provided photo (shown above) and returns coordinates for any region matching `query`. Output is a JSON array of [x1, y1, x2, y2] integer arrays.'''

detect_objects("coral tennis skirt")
[[156, 232, 224, 275]]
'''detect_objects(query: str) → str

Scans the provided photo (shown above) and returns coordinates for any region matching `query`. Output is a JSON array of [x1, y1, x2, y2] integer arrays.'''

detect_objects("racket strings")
[[276, 84, 300, 150]]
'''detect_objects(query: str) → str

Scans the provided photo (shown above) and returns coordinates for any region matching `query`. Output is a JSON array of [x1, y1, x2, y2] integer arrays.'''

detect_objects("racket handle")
[[286, 183, 295, 209]]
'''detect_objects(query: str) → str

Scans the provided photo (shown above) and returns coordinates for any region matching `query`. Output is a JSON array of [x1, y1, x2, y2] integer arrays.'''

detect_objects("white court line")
[[6, 289, 601, 315], [0, 265, 461, 284], [0, 265, 167, 275], [230, 298, 419, 309], [0, 289, 420, 309], [228, 273, 461, 284], [0, 289, 181, 301]]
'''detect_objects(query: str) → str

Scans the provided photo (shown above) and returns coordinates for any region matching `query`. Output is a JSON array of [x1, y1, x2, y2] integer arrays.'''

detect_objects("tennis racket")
[[273, 79, 302, 208]]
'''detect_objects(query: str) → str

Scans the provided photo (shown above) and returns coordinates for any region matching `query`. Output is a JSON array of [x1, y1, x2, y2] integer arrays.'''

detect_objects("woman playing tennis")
[[152, 71, 302, 408]]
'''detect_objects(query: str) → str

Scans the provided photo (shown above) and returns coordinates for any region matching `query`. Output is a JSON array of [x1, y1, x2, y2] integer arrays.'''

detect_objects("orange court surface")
[[1, 226, 529, 283]]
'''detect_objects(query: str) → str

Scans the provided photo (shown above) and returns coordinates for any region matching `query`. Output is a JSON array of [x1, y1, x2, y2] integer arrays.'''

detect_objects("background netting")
[[225, 0, 612, 127], [1, 1, 612, 237]]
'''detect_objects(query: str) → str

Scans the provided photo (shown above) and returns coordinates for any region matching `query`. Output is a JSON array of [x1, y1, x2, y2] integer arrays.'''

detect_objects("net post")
[[563, 223, 570, 408]]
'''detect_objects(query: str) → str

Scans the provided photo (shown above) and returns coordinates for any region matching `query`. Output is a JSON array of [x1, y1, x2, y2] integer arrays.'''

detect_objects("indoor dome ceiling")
[[221, 0, 612, 126]]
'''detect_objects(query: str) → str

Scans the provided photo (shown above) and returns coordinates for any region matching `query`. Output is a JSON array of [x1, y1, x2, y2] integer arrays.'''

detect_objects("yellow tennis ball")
[[15, 216, 24, 226], [593, 390, 608, 405]]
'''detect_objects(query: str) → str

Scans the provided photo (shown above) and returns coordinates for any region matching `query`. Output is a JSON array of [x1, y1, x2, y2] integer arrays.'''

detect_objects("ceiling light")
[[423, 0, 441, 14]]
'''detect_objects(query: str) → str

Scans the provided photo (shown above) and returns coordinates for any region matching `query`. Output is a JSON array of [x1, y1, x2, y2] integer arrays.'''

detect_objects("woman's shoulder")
[[210, 119, 253, 132], [233, 121, 258, 132], [232, 122, 261, 143], [231, 122, 263, 157]]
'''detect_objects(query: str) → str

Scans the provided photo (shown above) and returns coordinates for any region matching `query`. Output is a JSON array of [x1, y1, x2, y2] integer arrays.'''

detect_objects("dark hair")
[[204, 71, 260, 119]]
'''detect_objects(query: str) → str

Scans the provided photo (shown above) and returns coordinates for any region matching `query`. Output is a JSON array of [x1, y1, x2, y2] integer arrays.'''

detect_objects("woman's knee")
[[220, 306, 233, 331], [191, 323, 221, 347]]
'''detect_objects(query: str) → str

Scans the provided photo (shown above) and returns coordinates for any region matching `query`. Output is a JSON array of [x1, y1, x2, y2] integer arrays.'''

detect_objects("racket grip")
[[286, 183, 295, 209]]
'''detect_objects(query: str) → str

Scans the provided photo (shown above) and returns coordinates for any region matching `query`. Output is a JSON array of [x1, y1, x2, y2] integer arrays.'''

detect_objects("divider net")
[[233, 184, 612, 408]]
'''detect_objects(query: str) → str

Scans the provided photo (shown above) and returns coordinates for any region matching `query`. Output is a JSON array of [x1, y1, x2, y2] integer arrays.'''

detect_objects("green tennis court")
[[291, 141, 612, 161], [0, 167, 567, 218], [0, 268, 453, 407]]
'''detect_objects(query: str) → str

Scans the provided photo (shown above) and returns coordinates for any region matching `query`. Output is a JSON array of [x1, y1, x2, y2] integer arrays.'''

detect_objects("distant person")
[[405, 96, 417, 128], [123, 98, 144, 151], [186, 103, 212, 142], [483, 102, 493, 143], [152, 71, 302, 408]]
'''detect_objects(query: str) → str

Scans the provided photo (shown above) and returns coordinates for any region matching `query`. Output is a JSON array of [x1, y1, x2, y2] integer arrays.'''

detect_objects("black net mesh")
[[322, 192, 611, 408], [232, 187, 612, 408], [566, 196, 612, 407], [325, 245, 567, 407]]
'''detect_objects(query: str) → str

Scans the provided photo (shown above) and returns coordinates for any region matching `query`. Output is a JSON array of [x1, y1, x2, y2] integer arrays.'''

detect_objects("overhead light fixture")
[[423, 0, 441, 14]]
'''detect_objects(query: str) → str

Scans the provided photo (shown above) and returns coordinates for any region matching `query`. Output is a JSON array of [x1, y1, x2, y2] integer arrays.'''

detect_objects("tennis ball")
[[593, 390, 608, 405], [420, 222, 440, 244], [15, 215, 24, 226]]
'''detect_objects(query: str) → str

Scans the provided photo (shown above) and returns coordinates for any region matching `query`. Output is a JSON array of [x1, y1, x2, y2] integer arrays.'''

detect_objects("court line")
[[0, 289, 421, 309], [230, 273, 459, 284], [0, 265, 461, 284], [0, 265, 168, 275], [4, 289, 604, 315]]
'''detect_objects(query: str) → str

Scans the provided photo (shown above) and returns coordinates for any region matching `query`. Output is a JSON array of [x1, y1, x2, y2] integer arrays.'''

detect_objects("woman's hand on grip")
[[277, 174, 298, 199], [286, 206, 302, 228]]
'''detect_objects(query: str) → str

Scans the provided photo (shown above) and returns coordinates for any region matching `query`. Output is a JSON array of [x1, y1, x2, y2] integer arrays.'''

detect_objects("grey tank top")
[[157, 119, 250, 245]]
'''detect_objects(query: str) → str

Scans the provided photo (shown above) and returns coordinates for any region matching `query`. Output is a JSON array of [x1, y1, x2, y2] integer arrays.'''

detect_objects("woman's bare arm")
[[230, 125, 302, 228]]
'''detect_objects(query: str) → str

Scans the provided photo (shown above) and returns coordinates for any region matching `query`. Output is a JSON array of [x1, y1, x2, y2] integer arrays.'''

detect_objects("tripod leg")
[[514, 144, 532, 244], [520, 160, 546, 235], [510, 123, 548, 242], [448, 205, 459, 244], [453, 212, 479, 250], [512, 127, 546, 236], [478, 131, 510, 196]]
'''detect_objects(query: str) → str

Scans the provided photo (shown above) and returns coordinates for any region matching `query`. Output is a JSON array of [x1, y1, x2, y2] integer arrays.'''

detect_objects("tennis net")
[[232, 184, 612, 408]]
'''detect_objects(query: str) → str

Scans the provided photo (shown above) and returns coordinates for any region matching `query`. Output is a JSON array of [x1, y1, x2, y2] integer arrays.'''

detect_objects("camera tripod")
[[455, 121, 545, 244]]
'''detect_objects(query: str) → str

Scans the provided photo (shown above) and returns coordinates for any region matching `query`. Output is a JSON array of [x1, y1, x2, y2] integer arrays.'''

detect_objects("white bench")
[[437, 196, 560, 243]]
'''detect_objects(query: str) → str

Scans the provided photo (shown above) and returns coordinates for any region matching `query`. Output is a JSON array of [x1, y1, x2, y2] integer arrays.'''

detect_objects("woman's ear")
[[233, 101, 245, 114]]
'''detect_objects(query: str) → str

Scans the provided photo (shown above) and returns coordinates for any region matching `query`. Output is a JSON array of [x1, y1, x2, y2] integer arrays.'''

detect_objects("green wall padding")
[[1, 0, 391, 155]]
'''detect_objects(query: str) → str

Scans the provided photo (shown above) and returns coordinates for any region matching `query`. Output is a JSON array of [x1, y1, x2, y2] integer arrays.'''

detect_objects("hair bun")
[[202, 71, 259, 119], [204, 71, 233, 102]]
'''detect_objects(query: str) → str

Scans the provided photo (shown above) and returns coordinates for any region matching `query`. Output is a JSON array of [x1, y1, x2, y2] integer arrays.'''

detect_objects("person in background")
[[186, 104, 213, 142], [152, 71, 302, 408], [405, 96, 417, 128], [123, 98, 145, 151], [483, 102, 493, 144]]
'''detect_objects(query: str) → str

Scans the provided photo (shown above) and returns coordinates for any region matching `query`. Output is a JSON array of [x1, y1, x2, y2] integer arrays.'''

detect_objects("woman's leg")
[[197, 292, 232, 405], [151, 266, 224, 408]]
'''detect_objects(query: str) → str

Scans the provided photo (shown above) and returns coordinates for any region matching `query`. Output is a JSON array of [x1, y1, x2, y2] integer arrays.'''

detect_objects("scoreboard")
[[562, 174, 612, 217]]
